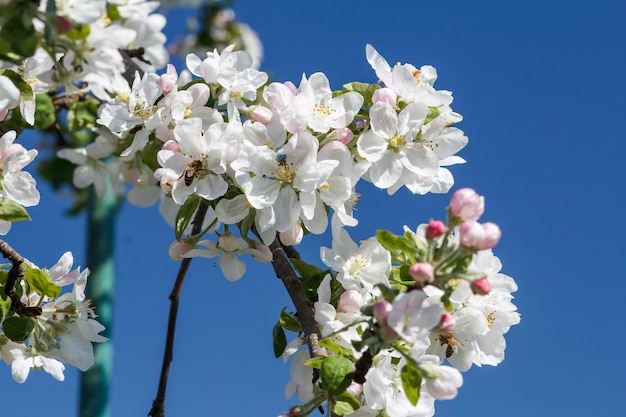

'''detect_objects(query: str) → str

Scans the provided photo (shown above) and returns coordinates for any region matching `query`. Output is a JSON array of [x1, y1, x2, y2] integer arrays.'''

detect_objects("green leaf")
[[24, 267, 60, 299], [321, 355, 354, 396], [175, 195, 201, 241], [400, 362, 422, 406], [290, 258, 326, 280], [107, 3, 123, 21], [333, 392, 361, 415], [0, 18, 39, 58], [0, 69, 33, 100], [425, 106, 441, 124], [238, 207, 256, 240], [303, 356, 325, 369], [3, 316, 36, 343], [65, 23, 90, 40], [33, 93, 56, 129], [140, 137, 163, 172], [272, 320, 287, 358], [0, 292, 12, 323], [0, 197, 31, 222], [319, 338, 356, 360], [376, 230, 416, 253], [342, 82, 379, 106], [280, 307, 302, 333], [67, 100, 99, 132]]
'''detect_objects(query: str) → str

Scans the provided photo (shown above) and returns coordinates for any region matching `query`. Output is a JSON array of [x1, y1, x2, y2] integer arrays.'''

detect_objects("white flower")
[[362, 351, 435, 417], [10, 346, 66, 383], [357, 102, 438, 193], [366, 44, 453, 107], [425, 250, 520, 371], [320, 226, 391, 298], [0, 130, 40, 207], [155, 118, 230, 204], [387, 290, 443, 344], [263, 73, 363, 134], [184, 238, 247, 281], [0, 75, 20, 119]]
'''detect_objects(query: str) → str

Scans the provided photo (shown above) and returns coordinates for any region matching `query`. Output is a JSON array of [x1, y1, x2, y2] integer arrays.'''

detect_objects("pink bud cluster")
[[450, 188, 501, 250]]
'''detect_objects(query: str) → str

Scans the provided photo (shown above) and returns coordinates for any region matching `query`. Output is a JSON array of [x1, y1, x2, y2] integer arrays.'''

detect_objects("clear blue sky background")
[[3, 1, 625, 416]]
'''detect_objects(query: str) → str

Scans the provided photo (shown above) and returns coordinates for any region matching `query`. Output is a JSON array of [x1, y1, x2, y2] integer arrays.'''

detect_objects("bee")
[[438, 333, 457, 358], [181, 160, 203, 186]]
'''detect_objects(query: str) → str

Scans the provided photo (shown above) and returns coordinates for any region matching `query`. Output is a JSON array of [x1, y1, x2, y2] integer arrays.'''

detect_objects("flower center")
[[313, 103, 337, 117], [388, 134, 406, 150], [347, 254, 368, 276], [272, 162, 296, 186]]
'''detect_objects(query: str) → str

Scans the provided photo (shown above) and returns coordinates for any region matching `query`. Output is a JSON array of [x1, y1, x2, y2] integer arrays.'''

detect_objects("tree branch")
[[266, 236, 326, 361], [0, 239, 42, 317], [148, 202, 209, 417]]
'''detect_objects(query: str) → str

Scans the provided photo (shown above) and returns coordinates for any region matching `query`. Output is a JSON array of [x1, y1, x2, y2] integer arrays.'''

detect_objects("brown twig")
[[0, 239, 42, 317], [265, 235, 326, 361], [148, 202, 209, 417]]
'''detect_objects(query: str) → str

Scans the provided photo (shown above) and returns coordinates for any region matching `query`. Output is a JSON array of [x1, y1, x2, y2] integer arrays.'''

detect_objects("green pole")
[[79, 184, 117, 417]]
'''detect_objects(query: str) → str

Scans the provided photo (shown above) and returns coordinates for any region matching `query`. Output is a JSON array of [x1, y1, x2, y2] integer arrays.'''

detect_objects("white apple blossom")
[[155, 118, 230, 204], [0, 75, 20, 121], [362, 351, 436, 417], [320, 226, 391, 298], [263, 72, 363, 134], [426, 250, 520, 371], [357, 101, 439, 194], [366, 44, 453, 108], [0, 130, 40, 208]]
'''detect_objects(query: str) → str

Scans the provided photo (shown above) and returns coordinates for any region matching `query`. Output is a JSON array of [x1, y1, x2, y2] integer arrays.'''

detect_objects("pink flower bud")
[[339, 290, 364, 313], [250, 105, 274, 124], [459, 221, 501, 250], [330, 127, 354, 145], [279, 222, 303, 246], [372, 88, 397, 106], [218, 233, 240, 252], [161, 140, 180, 152], [168, 240, 193, 260], [438, 313, 456, 333], [449, 188, 484, 222], [480, 222, 501, 249], [373, 300, 393, 324], [379, 324, 399, 341], [426, 219, 447, 240], [471, 278, 491, 295], [55, 16, 73, 34], [409, 262, 434, 283], [346, 382, 363, 397], [249, 245, 273, 263], [158, 64, 178, 93]]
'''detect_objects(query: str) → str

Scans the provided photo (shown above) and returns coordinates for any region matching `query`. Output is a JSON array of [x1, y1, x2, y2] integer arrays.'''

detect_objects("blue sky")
[[3, 1, 626, 416]]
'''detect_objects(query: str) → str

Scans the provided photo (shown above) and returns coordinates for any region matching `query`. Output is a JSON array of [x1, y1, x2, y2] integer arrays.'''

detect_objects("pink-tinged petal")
[[369, 102, 398, 139]]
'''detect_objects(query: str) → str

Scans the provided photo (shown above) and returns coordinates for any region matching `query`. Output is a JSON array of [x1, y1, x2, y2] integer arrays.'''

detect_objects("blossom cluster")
[[0, 1, 520, 416], [280, 188, 520, 417], [51, 41, 468, 281], [0, 251, 106, 383]]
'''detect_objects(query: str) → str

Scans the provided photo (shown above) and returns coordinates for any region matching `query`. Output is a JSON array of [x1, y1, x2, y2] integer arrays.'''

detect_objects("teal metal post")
[[79, 185, 117, 417]]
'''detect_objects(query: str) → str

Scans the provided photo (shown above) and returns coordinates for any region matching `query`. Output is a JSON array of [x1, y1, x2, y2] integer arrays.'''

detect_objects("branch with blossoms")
[[0, 0, 520, 416]]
